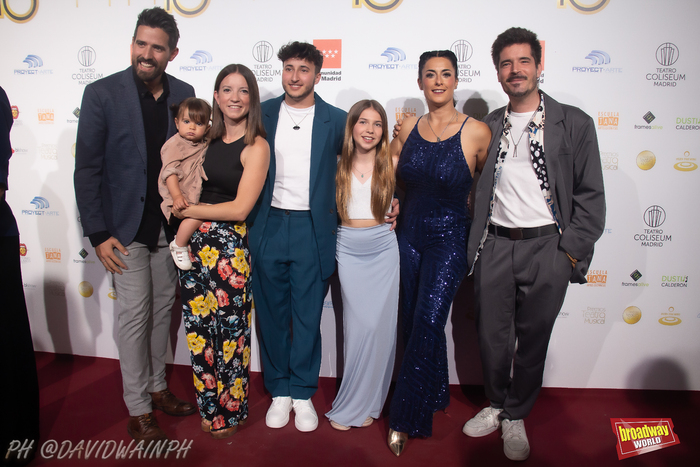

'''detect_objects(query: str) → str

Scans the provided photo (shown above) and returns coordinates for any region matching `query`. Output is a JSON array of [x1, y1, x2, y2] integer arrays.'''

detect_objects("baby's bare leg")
[[175, 218, 204, 247]]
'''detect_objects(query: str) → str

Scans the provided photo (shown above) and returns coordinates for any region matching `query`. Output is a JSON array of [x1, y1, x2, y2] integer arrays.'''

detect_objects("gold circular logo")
[[622, 306, 642, 324], [78, 281, 93, 298], [673, 161, 697, 171], [636, 151, 656, 170], [108, 288, 117, 300], [658, 316, 681, 326]]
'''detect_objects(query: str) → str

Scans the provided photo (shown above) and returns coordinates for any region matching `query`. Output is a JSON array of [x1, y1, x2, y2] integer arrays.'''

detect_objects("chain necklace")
[[353, 164, 374, 178], [427, 110, 458, 142], [284, 103, 313, 130], [509, 109, 537, 158]]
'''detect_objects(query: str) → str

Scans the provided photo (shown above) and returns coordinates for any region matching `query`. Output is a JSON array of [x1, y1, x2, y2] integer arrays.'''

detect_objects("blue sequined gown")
[[389, 116, 473, 437]]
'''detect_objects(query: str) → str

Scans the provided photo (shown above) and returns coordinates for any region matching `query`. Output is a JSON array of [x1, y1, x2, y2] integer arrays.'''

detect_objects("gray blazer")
[[74, 67, 195, 245], [468, 91, 606, 284]]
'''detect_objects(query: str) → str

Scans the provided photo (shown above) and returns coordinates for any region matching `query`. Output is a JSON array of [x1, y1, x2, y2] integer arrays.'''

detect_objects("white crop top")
[[347, 175, 374, 220]]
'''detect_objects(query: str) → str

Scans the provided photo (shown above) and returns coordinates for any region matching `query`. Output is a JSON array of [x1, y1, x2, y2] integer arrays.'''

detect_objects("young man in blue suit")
[[74, 7, 196, 441], [248, 42, 346, 433]]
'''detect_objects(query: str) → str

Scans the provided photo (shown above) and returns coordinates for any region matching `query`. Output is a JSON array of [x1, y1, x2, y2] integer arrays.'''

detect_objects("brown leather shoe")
[[150, 388, 196, 416], [127, 413, 168, 442]]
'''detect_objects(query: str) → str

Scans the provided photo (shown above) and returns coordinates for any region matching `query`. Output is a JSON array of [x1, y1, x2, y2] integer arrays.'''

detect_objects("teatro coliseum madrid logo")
[[643, 205, 665, 228], [77, 46, 96, 67], [451, 40, 473, 62], [252, 41, 274, 63], [656, 43, 679, 67]]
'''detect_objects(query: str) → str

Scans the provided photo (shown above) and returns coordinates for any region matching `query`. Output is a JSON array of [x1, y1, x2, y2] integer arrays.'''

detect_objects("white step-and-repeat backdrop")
[[3, 0, 698, 391]]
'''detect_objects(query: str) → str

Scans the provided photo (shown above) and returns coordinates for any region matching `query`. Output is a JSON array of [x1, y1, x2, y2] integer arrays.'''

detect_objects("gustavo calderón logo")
[[352, 0, 403, 14]]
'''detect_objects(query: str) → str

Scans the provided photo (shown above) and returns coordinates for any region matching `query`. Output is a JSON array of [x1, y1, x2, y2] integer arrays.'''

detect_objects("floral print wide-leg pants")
[[179, 221, 251, 430]]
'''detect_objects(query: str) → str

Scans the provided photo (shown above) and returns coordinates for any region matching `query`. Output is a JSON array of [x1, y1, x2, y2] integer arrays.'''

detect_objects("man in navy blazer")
[[463, 28, 605, 461], [74, 7, 196, 441], [247, 42, 346, 433]]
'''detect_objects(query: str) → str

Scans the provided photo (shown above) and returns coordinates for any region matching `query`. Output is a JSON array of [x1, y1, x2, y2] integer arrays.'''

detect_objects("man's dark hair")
[[133, 7, 180, 51], [277, 41, 324, 74], [418, 50, 458, 80], [491, 27, 542, 69]]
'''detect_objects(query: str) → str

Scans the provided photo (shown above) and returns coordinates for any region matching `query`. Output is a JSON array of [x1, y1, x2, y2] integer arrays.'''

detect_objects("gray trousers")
[[113, 227, 177, 416], [474, 232, 571, 421]]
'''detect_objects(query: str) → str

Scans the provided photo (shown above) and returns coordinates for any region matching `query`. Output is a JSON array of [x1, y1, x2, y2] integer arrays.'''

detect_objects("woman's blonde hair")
[[336, 100, 394, 224]]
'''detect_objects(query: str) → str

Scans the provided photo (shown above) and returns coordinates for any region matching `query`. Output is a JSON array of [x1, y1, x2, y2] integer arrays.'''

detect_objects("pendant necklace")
[[427, 110, 458, 142], [353, 164, 374, 178], [285, 103, 312, 130], [510, 110, 537, 158]]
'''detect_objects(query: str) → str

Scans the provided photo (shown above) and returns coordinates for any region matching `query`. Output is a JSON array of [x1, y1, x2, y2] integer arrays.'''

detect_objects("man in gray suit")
[[74, 7, 196, 441], [462, 27, 605, 461]]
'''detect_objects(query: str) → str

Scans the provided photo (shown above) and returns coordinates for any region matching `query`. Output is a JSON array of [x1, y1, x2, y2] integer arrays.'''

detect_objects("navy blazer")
[[248, 93, 347, 280], [74, 67, 195, 246], [468, 92, 606, 283]]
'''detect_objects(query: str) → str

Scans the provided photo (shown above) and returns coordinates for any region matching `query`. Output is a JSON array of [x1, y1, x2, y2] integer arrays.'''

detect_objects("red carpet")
[[25, 352, 697, 466]]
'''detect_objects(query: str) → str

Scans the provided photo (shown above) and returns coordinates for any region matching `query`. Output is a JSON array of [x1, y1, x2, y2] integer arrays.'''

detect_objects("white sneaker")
[[463, 406, 503, 437], [265, 396, 292, 428], [501, 419, 530, 461], [169, 240, 192, 270], [292, 399, 318, 432]]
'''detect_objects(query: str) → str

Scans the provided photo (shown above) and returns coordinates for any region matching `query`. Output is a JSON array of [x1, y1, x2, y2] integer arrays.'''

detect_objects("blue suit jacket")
[[248, 93, 347, 280], [74, 67, 195, 245]]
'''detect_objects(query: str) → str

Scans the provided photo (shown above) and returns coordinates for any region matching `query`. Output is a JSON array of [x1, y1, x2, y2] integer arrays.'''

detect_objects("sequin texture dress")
[[389, 116, 473, 437]]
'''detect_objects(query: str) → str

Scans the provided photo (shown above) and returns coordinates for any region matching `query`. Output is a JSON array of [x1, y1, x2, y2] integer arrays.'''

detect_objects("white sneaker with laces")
[[169, 240, 192, 270], [501, 419, 530, 461], [265, 396, 292, 428], [292, 398, 318, 432], [463, 406, 503, 437]]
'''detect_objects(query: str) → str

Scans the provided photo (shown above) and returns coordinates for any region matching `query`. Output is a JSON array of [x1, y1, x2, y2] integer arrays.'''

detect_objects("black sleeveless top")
[[199, 137, 245, 204]]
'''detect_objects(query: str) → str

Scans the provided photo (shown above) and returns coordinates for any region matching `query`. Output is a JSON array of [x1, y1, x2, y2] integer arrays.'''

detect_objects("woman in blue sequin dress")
[[386, 50, 491, 456]]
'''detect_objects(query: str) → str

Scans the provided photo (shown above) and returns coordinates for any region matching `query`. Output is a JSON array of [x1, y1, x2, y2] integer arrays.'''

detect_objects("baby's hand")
[[172, 195, 189, 210]]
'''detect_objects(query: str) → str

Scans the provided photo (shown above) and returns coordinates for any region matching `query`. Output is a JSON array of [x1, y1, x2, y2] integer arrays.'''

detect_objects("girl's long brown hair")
[[336, 100, 394, 224]]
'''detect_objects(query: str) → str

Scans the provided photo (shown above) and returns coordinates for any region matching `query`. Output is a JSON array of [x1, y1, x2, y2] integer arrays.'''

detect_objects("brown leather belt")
[[488, 223, 558, 240]]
